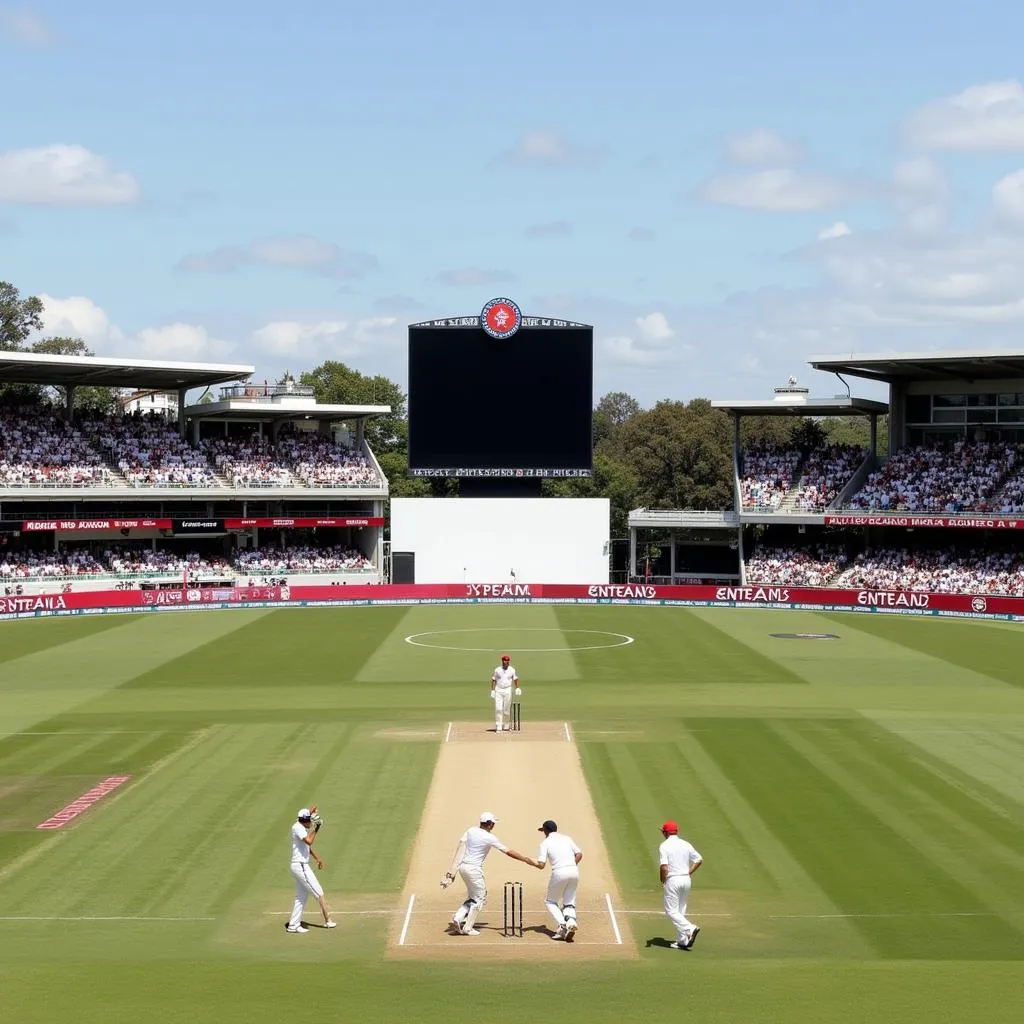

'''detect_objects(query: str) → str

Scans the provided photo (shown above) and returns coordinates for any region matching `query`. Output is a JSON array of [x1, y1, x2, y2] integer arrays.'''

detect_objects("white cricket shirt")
[[492, 665, 518, 690], [460, 826, 508, 867], [659, 835, 701, 878], [291, 821, 311, 865], [537, 833, 581, 872]]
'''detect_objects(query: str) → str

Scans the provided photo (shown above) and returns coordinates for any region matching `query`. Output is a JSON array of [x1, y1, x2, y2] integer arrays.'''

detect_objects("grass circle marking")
[[403, 627, 635, 653]]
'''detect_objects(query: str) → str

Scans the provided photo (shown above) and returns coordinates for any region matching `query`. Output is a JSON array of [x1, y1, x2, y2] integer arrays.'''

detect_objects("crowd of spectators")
[[233, 545, 374, 573], [201, 434, 294, 487], [0, 543, 375, 579], [794, 445, 866, 511], [846, 442, 1021, 513], [277, 428, 378, 487], [86, 414, 214, 487], [830, 547, 1024, 596], [0, 409, 109, 487], [744, 544, 848, 587], [0, 549, 105, 579], [740, 444, 802, 509]]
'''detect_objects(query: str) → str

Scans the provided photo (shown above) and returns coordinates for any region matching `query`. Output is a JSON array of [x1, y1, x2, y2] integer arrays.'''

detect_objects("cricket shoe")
[[552, 924, 566, 940], [564, 922, 577, 943], [668, 940, 687, 949], [324, 921, 337, 929], [286, 925, 309, 934], [461, 927, 480, 936], [685, 927, 701, 949]]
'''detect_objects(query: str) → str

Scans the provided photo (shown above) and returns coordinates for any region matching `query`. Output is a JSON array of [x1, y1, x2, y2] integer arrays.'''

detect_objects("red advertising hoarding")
[[823, 514, 1024, 530], [2, 582, 1020, 619], [21, 518, 173, 532], [223, 517, 384, 529]]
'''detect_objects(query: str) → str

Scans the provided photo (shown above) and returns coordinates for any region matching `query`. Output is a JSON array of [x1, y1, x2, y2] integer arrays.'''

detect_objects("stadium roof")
[[711, 396, 888, 416], [0, 351, 254, 390], [808, 349, 1024, 384], [184, 398, 391, 422]]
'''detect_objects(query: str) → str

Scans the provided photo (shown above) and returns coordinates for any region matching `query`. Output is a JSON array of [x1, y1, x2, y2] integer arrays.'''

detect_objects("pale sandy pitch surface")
[[390, 720, 635, 961]]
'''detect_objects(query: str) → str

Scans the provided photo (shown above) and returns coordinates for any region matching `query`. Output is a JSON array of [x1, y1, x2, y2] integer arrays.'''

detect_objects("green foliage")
[[300, 360, 407, 453], [0, 280, 44, 352], [30, 336, 119, 411]]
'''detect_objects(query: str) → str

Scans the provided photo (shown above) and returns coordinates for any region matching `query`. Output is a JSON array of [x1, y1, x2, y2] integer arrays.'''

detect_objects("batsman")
[[490, 654, 521, 733]]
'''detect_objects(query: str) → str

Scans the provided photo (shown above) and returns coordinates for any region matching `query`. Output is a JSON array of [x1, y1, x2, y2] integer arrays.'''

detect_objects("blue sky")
[[4, 1, 1024, 405]]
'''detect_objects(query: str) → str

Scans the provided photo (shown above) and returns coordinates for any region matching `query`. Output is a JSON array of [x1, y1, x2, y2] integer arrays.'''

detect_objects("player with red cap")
[[489, 653, 521, 733], [658, 820, 703, 949]]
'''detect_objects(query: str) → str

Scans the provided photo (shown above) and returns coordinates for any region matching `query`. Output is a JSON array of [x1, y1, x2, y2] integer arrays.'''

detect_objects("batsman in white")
[[658, 820, 702, 949], [490, 654, 522, 732], [286, 806, 337, 933], [441, 811, 535, 935], [528, 819, 583, 941]]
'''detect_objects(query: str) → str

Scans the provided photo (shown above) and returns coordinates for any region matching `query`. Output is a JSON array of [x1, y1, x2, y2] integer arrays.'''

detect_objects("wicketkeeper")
[[287, 806, 336, 933]]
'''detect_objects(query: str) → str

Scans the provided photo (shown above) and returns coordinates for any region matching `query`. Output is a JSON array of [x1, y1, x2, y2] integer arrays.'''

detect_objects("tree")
[[739, 415, 794, 448], [823, 414, 888, 456], [300, 361, 407, 453], [0, 280, 44, 351], [789, 417, 828, 452], [542, 451, 640, 536], [29, 336, 119, 412], [606, 398, 734, 510], [593, 391, 641, 446]]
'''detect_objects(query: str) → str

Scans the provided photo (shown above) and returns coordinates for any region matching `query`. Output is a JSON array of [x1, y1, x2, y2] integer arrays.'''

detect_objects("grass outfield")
[[0, 604, 1022, 1023]]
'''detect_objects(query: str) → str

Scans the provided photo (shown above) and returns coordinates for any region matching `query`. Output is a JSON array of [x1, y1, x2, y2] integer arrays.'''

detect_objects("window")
[[906, 395, 930, 422], [966, 408, 996, 422], [999, 408, 1024, 422], [933, 394, 966, 407], [998, 393, 1018, 406], [932, 408, 966, 423], [966, 393, 997, 407]]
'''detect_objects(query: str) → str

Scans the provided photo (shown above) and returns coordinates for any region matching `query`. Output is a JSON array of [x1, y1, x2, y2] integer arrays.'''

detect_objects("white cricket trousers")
[[494, 688, 512, 730], [545, 868, 579, 928], [453, 865, 487, 930], [663, 874, 696, 943], [289, 861, 324, 929]]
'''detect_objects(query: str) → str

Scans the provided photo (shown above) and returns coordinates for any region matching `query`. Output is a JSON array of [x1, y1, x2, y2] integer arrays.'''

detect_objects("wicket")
[[503, 881, 523, 937], [510, 699, 521, 732]]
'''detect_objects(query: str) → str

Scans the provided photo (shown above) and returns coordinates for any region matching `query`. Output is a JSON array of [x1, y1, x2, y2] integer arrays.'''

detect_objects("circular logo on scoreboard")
[[480, 297, 522, 339], [971, 597, 987, 612]]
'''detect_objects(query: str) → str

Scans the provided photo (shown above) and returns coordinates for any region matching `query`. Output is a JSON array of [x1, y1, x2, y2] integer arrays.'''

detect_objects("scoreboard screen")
[[407, 315, 593, 478]]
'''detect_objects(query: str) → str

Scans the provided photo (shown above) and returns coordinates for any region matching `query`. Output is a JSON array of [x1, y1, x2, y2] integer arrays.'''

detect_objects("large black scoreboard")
[[407, 298, 593, 479]]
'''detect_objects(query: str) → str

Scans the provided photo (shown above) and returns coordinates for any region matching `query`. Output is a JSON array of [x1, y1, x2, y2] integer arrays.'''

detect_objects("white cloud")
[[176, 235, 377, 279], [636, 312, 673, 341], [992, 169, 1024, 224], [525, 220, 573, 238], [0, 145, 140, 205], [135, 324, 236, 359], [39, 294, 122, 344], [0, 8, 54, 45], [602, 336, 675, 365], [724, 128, 804, 166], [904, 79, 1024, 151], [494, 130, 607, 169], [696, 168, 855, 212], [435, 267, 517, 287], [251, 320, 348, 356], [251, 316, 399, 358], [818, 221, 852, 240]]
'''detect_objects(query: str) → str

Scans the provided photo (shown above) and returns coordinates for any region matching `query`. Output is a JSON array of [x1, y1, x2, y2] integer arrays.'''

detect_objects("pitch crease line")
[[604, 893, 622, 944], [564, 722, 571, 742], [445, 722, 453, 743], [0, 915, 215, 922], [399, 894, 416, 945]]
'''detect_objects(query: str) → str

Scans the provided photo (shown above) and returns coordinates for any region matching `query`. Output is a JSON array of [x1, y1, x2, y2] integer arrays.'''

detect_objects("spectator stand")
[[627, 379, 885, 585]]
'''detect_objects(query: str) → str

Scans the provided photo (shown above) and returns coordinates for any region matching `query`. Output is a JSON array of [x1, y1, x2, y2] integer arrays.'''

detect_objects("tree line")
[[1, 280, 888, 532]]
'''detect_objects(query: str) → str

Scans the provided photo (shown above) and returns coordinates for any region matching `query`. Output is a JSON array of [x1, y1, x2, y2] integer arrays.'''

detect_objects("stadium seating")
[[0, 409, 109, 487], [201, 434, 294, 488], [793, 445, 867, 511], [744, 545, 847, 587], [85, 414, 215, 487], [739, 443, 801, 510], [233, 545, 373, 573], [846, 442, 1021, 513]]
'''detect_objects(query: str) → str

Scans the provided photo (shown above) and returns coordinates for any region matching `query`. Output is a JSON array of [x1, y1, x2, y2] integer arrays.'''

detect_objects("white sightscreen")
[[390, 498, 609, 584]]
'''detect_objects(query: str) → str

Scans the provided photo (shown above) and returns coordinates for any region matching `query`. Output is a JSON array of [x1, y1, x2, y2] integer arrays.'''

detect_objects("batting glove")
[[489, 691, 496, 700], [514, 687, 522, 696], [441, 872, 455, 889]]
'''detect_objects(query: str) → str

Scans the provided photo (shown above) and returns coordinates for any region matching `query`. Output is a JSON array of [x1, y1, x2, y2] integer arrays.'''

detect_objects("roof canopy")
[[0, 351, 254, 390], [809, 350, 1024, 384], [184, 398, 391, 422], [711, 396, 888, 417]]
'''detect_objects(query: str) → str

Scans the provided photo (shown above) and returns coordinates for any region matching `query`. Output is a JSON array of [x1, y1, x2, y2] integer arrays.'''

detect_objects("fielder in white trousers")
[[531, 821, 583, 941], [490, 657, 520, 732], [658, 821, 702, 949]]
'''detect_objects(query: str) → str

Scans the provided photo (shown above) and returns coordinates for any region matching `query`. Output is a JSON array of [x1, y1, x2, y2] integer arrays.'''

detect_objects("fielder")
[[441, 811, 534, 936], [490, 654, 522, 732], [529, 819, 583, 941], [658, 820, 702, 949], [287, 806, 337, 933]]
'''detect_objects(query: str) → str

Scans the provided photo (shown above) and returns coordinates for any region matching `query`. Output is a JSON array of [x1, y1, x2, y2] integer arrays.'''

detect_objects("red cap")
[[661, 821, 678, 834], [501, 654, 510, 661]]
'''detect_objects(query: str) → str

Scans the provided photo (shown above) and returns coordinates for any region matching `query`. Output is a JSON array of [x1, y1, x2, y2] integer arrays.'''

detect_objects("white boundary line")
[[604, 893, 622, 944], [398, 894, 416, 945], [445, 722, 453, 743]]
